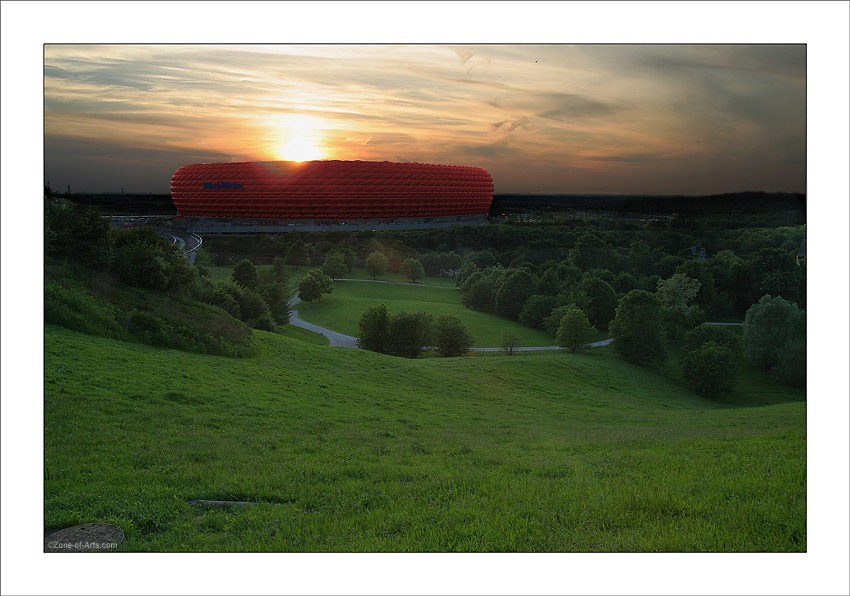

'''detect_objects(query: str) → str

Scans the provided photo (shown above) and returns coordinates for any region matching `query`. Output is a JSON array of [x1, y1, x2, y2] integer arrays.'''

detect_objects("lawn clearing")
[[295, 279, 557, 347]]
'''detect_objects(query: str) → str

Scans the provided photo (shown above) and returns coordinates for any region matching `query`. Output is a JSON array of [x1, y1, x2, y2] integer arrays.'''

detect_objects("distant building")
[[170, 160, 493, 220]]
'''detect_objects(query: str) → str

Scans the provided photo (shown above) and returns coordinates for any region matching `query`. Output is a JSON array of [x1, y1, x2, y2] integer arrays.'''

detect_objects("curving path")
[[289, 294, 358, 347]]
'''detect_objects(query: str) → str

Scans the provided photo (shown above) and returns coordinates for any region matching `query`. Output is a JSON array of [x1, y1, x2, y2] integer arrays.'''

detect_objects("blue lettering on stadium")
[[203, 182, 243, 189]]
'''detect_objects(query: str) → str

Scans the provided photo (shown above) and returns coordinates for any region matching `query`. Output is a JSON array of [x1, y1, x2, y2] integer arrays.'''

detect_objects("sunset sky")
[[44, 43, 806, 196]]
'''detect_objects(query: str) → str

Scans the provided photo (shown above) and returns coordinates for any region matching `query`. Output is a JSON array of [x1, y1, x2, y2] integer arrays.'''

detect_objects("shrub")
[[433, 314, 474, 357], [250, 314, 277, 333], [681, 341, 738, 397]]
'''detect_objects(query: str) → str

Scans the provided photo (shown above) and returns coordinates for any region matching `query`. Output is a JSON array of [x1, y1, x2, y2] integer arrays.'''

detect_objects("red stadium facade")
[[170, 160, 493, 220]]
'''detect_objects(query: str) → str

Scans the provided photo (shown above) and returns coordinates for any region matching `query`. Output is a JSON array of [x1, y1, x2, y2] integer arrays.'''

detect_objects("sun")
[[273, 116, 327, 162], [278, 137, 324, 162]]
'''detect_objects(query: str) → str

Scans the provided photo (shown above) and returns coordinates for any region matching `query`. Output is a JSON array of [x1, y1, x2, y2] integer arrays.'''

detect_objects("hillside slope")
[[44, 325, 806, 551]]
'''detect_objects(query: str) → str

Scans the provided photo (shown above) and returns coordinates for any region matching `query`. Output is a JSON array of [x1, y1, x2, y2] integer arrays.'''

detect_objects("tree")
[[519, 294, 558, 329], [433, 314, 474, 357], [681, 341, 738, 397], [495, 269, 538, 320], [272, 256, 289, 286], [258, 280, 291, 325], [387, 311, 432, 358], [365, 251, 389, 279], [656, 273, 703, 340], [356, 304, 391, 353], [556, 307, 597, 352], [571, 233, 618, 272], [285, 239, 311, 271], [399, 257, 425, 283], [609, 290, 667, 365], [743, 294, 805, 370], [297, 269, 334, 303], [536, 267, 561, 296], [576, 276, 618, 329], [461, 275, 497, 312], [232, 259, 258, 289], [320, 250, 349, 280], [501, 333, 520, 356], [543, 304, 574, 335]]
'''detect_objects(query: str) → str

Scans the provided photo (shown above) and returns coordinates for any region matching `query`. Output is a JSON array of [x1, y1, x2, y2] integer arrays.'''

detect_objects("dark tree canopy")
[[609, 290, 667, 365]]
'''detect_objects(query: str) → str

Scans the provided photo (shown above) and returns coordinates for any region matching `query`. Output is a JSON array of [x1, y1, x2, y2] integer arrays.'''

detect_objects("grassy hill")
[[44, 324, 805, 552]]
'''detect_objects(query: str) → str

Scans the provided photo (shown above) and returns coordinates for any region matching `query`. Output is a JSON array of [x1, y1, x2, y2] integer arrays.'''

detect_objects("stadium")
[[169, 160, 494, 233]]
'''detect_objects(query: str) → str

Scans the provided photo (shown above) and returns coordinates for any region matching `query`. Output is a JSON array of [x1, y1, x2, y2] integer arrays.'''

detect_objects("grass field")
[[44, 324, 806, 552], [295, 279, 561, 347]]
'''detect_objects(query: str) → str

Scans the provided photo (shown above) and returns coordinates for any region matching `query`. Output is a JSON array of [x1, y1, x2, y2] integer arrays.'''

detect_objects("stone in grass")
[[44, 523, 124, 553]]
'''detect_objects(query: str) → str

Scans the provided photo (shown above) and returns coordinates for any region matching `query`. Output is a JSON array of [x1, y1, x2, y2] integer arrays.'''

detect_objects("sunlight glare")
[[273, 115, 327, 162]]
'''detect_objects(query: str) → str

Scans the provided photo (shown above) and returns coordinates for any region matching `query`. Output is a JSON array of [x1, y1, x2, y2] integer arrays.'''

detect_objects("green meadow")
[[44, 319, 805, 552], [295, 278, 560, 347]]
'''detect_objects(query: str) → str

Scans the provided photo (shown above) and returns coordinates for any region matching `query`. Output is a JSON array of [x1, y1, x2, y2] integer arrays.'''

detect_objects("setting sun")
[[272, 115, 327, 162], [277, 137, 324, 162]]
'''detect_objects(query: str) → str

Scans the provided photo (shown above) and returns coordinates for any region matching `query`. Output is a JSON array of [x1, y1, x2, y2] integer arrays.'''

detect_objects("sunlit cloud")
[[43, 44, 805, 194]]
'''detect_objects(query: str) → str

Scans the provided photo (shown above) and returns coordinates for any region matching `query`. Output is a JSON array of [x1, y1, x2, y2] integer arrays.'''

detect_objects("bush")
[[250, 314, 277, 333], [433, 314, 474, 357], [556, 307, 596, 352], [681, 341, 738, 397], [357, 304, 391, 353]]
